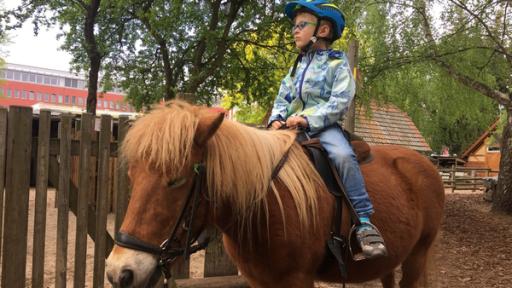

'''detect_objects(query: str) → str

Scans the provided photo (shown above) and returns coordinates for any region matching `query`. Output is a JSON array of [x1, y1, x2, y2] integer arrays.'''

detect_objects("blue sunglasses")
[[292, 21, 317, 32]]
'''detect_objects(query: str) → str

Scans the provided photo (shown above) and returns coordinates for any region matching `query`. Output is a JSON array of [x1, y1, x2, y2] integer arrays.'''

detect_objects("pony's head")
[[106, 101, 224, 287]]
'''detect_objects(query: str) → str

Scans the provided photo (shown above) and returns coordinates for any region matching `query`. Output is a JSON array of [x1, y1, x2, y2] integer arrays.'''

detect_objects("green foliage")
[[356, 0, 506, 154]]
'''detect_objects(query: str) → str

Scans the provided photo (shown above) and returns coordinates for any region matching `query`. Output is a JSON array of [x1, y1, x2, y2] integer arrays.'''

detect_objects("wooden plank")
[[32, 110, 51, 288], [56, 114, 72, 288], [48, 157, 115, 254], [115, 116, 130, 232], [74, 113, 94, 288], [1, 106, 33, 288], [93, 115, 112, 288], [171, 257, 191, 279], [175, 275, 248, 288], [204, 228, 238, 277], [0, 108, 7, 262]]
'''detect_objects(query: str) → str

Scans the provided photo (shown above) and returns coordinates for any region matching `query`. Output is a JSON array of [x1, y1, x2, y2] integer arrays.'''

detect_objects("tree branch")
[[448, 0, 512, 65]]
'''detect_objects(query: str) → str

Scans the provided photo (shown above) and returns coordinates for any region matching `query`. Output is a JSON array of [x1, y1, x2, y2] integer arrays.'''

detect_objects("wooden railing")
[[439, 166, 498, 192]]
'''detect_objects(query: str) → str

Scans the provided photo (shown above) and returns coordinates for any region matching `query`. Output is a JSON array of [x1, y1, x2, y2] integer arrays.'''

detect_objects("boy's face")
[[293, 13, 318, 49]]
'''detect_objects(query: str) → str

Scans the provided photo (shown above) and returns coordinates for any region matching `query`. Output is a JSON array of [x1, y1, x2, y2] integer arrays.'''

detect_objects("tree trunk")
[[86, 56, 101, 115], [493, 106, 512, 213], [84, 0, 102, 115]]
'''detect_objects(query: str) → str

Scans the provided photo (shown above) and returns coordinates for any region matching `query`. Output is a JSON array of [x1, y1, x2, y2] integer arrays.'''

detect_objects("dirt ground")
[[17, 189, 512, 287]]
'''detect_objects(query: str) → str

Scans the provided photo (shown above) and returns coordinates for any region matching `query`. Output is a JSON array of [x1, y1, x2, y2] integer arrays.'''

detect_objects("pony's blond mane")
[[122, 100, 324, 232]]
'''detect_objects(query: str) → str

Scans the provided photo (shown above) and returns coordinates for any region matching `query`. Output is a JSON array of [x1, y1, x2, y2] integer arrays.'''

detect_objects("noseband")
[[115, 163, 210, 280]]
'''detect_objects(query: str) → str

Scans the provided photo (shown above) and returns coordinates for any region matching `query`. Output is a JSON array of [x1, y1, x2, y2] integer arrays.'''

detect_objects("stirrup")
[[348, 223, 388, 261]]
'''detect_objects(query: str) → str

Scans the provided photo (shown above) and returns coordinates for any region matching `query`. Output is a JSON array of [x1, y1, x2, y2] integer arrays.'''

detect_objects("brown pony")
[[106, 100, 444, 288]]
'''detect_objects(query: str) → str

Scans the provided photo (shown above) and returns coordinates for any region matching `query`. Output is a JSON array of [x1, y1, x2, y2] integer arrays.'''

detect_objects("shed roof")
[[460, 119, 500, 160], [354, 103, 431, 152]]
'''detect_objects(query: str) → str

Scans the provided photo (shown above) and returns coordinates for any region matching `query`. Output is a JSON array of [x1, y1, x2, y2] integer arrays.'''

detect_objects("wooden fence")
[[440, 166, 498, 192], [0, 106, 247, 288]]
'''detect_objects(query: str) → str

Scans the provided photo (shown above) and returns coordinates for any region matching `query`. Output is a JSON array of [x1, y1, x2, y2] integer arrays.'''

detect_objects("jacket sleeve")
[[268, 72, 293, 125], [299, 60, 356, 133]]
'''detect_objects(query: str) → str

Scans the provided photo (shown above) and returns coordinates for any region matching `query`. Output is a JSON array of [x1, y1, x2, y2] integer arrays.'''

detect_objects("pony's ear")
[[194, 112, 225, 146]]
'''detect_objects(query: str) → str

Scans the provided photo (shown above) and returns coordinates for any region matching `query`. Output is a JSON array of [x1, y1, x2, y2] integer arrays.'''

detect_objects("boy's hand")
[[286, 116, 308, 129], [270, 120, 285, 130]]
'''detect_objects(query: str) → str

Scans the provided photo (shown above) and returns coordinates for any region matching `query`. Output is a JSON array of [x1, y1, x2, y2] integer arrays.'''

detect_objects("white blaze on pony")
[[106, 100, 445, 288]]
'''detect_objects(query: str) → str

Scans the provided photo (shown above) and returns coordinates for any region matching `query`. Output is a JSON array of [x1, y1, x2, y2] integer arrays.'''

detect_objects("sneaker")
[[355, 222, 388, 259]]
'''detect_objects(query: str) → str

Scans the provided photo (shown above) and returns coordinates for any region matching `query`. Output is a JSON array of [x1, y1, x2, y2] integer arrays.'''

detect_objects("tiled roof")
[[353, 103, 431, 152]]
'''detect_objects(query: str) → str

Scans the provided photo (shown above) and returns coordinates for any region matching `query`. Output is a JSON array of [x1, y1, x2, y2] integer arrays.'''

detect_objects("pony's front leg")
[[244, 273, 315, 288]]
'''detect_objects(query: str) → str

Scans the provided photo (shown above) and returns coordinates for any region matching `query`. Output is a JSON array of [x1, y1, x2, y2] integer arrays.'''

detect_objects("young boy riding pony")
[[268, 0, 387, 259]]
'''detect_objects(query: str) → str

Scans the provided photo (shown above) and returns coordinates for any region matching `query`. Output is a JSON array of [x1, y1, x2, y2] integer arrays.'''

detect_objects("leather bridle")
[[115, 163, 210, 280]]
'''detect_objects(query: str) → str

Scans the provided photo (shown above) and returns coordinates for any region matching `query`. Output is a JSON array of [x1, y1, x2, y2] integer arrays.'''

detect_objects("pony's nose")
[[119, 269, 134, 287]]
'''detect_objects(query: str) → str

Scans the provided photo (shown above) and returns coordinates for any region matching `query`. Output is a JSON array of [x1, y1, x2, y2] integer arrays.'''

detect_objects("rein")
[[115, 163, 210, 280]]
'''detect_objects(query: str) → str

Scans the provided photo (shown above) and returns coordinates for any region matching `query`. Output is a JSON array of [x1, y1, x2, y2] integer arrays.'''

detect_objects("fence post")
[[344, 39, 359, 134], [204, 228, 238, 277], [93, 115, 112, 288], [0, 107, 7, 263], [1, 106, 33, 288], [32, 110, 51, 288], [56, 114, 72, 288], [115, 116, 130, 233], [74, 113, 94, 288], [451, 164, 456, 193]]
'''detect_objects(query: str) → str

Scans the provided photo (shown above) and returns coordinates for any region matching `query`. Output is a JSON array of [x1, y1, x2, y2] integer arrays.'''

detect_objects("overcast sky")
[[3, 0, 72, 71]]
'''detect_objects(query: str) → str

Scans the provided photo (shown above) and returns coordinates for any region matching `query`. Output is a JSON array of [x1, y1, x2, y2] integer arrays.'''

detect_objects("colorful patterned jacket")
[[268, 49, 356, 133]]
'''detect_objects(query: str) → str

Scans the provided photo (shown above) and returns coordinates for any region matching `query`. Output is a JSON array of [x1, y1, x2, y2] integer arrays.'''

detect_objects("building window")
[[78, 97, 83, 106], [14, 90, 19, 98], [51, 78, 58, 86], [22, 72, 29, 82], [0, 70, 5, 79], [36, 92, 42, 101], [6, 70, 13, 79], [71, 96, 76, 105], [116, 103, 120, 110], [14, 71, 21, 81], [29, 73, 36, 83], [44, 93, 49, 102], [29, 91, 35, 100], [36, 75, 43, 84], [64, 95, 69, 104], [44, 76, 50, 84], [58, 95, 63, 103], [487, 146, 500, 153], [6, 88, 11, 97], [21, 90, 27, 99], [51, 94, 56, 102], [110, 101, 114, 109], [65, 78, 79, 88]]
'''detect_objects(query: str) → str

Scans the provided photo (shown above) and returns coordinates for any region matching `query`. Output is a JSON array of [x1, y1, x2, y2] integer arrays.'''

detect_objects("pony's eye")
[[167, 177, 187, 189]]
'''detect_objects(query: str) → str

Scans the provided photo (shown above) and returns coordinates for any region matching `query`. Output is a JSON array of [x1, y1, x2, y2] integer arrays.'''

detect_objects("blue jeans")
[[310, 125, 374, 218]]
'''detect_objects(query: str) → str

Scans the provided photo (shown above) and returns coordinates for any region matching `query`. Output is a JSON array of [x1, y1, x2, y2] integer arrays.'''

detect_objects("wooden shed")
[[460, 119, 500, 174], [353, 103, 432, 153]]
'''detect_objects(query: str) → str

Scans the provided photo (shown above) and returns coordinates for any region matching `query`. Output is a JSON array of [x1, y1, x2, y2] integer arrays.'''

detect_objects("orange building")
[[461, 120, 501, 174], [0, 63, 135, 114]]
